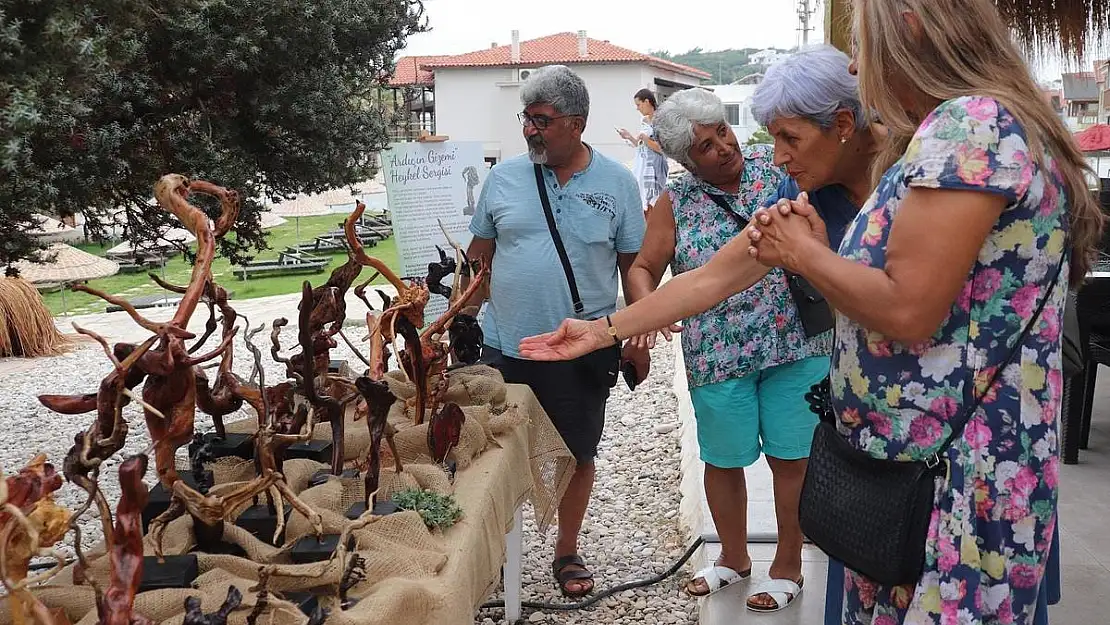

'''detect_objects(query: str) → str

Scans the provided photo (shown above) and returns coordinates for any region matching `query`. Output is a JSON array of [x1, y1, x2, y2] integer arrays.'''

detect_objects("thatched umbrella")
[[104, 227, 197, 260], [259, 211, 288, 230], [270, 190, 349, 244], [27, 214, 79, 244], [825, 1, 1110, 60], [10, 243, 120, 315]]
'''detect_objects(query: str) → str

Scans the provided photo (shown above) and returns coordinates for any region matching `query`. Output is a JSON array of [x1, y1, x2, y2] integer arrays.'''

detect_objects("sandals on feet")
[[684, 564, 752, 597], [552, 554, 594, 598], [746, 576, 804, 612]]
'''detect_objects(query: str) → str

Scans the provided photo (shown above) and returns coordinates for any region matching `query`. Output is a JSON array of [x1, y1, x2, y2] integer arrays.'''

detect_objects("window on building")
[[725, 103, 741, 126]]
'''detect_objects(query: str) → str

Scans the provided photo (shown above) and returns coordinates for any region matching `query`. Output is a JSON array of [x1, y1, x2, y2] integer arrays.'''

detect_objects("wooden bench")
[[236, 252, 329, 280], [106, 294, 182, 313]]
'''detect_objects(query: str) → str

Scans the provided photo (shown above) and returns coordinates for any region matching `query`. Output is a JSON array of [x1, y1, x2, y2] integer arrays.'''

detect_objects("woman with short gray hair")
[[613, 85, 828, 609]]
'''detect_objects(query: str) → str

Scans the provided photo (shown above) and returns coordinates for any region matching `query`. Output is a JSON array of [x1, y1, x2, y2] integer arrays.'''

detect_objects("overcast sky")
[[400, 0, 1098, 81]]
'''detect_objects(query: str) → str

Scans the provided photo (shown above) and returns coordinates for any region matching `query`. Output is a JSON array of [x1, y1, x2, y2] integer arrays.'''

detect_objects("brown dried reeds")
[[994, 0, 1110, 62], [0, 277, 68, 358]]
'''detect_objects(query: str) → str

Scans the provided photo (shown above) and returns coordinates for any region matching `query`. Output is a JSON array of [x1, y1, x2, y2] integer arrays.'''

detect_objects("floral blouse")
[[832, 96, 1067, 625], [670, 143, 831, 388]]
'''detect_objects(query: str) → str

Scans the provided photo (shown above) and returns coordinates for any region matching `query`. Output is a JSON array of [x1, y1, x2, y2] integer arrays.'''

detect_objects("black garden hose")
[[478, 536, 705, 614]]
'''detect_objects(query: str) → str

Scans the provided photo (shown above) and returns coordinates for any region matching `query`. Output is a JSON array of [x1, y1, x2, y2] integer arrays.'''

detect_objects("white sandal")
[[746, 577, 804, 612], [684, 564, 751, 597]]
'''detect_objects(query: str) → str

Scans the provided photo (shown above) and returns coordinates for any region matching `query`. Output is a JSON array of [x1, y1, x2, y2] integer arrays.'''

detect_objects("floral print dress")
[[831, 96, 1068, 625], [670, 144, 830, 388]]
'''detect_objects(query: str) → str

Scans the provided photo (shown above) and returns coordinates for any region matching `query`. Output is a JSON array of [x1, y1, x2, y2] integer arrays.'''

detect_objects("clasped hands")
[[746, 191, 830, 272]]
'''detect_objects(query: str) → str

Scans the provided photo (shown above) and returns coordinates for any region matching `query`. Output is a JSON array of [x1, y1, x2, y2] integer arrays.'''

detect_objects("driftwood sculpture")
[[151, 275, 245, 440], [0, 455, 71, 625], [183, 586, 242, 625], [447, 308, 483, 367], [353, 374, 400, 510], [38, 174, 241, 491], [346, 202, 430, 342], [149, 321, 326, 555], [97, 454, 153, 625], [398, 257, 488, 425]]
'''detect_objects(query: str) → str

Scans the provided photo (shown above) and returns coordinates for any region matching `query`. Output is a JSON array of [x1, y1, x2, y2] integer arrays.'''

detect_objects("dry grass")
[[995, 0, 1110, 61], [0, 277, 68, 358]]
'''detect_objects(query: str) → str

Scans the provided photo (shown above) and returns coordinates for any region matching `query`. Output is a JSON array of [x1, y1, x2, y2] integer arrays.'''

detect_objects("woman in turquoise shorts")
[[619, 86, 828, 612]]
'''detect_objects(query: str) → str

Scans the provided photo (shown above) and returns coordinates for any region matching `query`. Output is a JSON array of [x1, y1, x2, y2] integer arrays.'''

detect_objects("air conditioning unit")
[[514, 68, 533, 83]]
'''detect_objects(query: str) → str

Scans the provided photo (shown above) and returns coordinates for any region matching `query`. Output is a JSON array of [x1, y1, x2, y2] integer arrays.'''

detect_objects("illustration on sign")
[[382, 141, 489, 324]]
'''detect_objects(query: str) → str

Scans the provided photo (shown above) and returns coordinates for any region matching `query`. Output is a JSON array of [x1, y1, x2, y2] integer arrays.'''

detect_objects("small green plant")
[[391, 488, 463, 530]]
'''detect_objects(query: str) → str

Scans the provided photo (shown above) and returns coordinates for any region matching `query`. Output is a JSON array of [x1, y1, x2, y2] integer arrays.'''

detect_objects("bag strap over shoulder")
[[534, 164, 585, 317], [928, 249, 1067, 467]]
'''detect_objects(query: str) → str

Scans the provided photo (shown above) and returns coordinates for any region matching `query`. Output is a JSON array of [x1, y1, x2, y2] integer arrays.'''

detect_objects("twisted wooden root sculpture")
[[38, 174, 241, 492], [96, 454, 154, 625], [183, 586, 242, 625], [57, 327, 159, 588], [149, 314, 327, 556], [0, 455, 71, 625], [399, 256, 488, 425], [150, 274, 245, 440]]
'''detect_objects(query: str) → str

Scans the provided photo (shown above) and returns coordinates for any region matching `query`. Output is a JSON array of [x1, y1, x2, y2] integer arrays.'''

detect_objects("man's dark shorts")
[[481, 345, 609, 464]]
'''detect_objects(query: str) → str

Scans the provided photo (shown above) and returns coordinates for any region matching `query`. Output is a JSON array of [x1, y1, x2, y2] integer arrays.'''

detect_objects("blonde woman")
[[745, 1, 1102, 623], [520, 0, 1103, 623]]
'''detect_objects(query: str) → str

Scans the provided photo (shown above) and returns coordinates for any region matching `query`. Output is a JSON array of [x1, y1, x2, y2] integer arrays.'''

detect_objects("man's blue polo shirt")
[[469, 148, 645, 358]]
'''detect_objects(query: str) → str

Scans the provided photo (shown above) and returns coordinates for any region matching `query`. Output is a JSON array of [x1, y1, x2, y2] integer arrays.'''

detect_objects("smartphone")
[[622, 361, 639, 391]]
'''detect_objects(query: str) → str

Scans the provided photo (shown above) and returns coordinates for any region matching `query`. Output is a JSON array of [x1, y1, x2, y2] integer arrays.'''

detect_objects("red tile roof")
[[388, 55, 446, 87], [391, 33, 710, 86]]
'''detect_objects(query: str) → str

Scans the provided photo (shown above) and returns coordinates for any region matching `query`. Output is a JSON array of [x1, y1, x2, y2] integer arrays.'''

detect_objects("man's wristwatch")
[[605, 315, 621, 346]]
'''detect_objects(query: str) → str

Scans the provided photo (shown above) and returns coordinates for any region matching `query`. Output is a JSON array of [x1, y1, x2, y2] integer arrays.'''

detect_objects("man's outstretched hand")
[[519, 318, 609, 361]]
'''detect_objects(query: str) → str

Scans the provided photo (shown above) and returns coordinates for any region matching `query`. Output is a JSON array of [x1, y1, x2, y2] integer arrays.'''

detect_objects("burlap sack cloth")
[[4, 366, 574, 625]]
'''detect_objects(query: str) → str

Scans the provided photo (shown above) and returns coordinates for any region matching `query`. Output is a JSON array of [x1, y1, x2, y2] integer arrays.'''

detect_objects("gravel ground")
[[475, 343, 697, 625], [2, 326, 697, 624]]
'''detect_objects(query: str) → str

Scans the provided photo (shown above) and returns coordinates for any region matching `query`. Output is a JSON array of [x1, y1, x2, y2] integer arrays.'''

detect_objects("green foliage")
[[391, 488, 463, 531], [746, 127, 774, 146], [0, 0, 427, 269], [651, 47, 782, 84]]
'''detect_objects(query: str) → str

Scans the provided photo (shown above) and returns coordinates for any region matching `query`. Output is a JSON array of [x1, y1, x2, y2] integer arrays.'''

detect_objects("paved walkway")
[[51, 284, 401, 344]]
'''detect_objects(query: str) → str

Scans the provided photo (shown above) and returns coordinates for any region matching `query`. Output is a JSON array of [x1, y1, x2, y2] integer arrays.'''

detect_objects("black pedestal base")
[[344, 499, 400, 520], [308, 467, 359, 488], [235, 504, 293, 545], [141, 472, 210, 533], [290, 534, 356, 564], [139, 554, 199, 591], [285, 591, 320, 617], [286, 439, 332, 464], [203, 432, 254, 460]]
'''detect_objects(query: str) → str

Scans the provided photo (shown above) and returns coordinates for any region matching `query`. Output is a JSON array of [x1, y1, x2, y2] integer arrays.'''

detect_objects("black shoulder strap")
[[534, 164, 585, 317], [705, 191, 748, 229], [930, 249, 1067, 464]]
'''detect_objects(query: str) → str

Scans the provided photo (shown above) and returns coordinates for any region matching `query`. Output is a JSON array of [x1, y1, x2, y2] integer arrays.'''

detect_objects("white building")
[[702, 84, 761, 143], [749, 48, 789, 67], [391, 31, 710, 165]]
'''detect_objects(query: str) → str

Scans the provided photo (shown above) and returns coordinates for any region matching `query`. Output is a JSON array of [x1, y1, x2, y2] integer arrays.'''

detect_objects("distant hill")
[[651, 47, 793, 84]]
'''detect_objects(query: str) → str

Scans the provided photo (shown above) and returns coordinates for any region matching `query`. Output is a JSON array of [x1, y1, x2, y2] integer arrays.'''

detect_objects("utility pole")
[[798, 0, 816, 46]]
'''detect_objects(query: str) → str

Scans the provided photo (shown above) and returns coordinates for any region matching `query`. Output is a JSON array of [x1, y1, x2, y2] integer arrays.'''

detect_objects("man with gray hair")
[[464, 64, 648, 597]]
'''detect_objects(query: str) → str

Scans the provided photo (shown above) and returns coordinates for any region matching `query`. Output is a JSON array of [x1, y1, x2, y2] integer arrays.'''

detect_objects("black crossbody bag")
[[705, 192, 834, 337], [533, 164, 621, 389], [799, 250, 1065, 586]]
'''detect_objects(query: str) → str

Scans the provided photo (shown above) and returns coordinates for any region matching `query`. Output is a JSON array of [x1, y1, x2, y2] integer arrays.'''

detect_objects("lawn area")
[[42, 214, 400, 315]]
